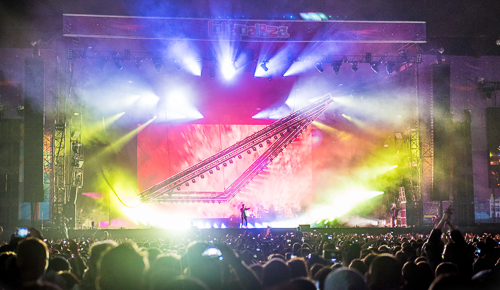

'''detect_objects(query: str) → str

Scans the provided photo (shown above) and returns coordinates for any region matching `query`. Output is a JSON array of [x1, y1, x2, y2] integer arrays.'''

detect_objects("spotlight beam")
[[103, 116, 156, 155], [84, 112, 125, 139]]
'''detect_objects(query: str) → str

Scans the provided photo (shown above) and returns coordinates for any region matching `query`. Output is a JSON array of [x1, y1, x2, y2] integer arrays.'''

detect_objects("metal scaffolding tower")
[[52, 54, 83, 231], [52, 87, 67, 229]]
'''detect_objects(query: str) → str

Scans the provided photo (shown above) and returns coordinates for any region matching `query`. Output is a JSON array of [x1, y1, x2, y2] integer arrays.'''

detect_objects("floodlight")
[[260, 61, 269, 71], [315, 63, 324, 73]]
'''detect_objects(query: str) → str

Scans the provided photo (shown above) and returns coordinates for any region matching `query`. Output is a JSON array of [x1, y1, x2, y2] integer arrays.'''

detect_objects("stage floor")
[[43, 226, 434, 240]]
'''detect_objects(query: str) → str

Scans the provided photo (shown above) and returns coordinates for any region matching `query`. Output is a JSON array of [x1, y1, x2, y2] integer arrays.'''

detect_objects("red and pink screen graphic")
[[137, 124, 313, 219]]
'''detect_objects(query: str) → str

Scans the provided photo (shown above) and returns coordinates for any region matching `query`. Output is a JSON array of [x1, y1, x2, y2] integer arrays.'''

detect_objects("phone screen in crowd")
[[17, 228, 29, 238], [202, 247, 223, 260]]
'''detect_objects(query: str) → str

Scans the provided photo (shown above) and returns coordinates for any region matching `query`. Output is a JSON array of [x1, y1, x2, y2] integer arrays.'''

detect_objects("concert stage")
[[39, 225, 500, 241], [0, 10, 490, 233]]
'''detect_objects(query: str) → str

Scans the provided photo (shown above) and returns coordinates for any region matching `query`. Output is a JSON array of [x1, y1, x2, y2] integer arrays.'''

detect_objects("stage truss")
[[139, 94, 334, 203]]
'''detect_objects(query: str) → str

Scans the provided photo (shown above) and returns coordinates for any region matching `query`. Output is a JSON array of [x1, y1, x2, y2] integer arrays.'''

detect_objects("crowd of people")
[[0, 210, 499, 290]]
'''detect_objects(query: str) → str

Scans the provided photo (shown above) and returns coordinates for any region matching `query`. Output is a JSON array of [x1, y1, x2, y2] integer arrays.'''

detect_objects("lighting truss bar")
[[139, 94, 334, 203], [66, 49, 418, 67]]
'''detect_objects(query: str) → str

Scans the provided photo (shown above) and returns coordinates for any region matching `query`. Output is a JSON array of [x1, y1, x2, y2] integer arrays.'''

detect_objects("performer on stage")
[[240, 204, 250, 227], [391, 203, 399, 227]]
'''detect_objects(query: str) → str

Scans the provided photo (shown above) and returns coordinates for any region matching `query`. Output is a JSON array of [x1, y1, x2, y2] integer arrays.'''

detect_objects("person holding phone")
[[240, 204, 250, 228]]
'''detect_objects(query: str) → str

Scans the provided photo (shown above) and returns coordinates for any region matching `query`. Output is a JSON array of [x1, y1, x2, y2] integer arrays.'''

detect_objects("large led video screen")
[[137, 124, 312, 219]]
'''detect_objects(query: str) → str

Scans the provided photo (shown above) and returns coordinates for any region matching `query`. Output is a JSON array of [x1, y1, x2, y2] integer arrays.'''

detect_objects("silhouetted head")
[[367, 254, 402, 290], [263, 258, 291, 288], [324, 267, 369, 290], [98, 242, 148, 290], [17, 238, 49, 283]]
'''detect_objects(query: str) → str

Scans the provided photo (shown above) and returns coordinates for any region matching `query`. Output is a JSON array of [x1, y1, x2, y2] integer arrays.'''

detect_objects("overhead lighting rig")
[[67, 47, 417, 75]]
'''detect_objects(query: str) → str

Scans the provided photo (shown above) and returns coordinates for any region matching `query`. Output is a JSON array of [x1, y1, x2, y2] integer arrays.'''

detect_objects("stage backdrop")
[[137, 123, 312, 219]]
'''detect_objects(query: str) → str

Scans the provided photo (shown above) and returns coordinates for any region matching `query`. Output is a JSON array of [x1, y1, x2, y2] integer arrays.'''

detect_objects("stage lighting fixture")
[[201, 174, 205, 179], [416, 54, 422, 64], [223, 162, 227, 167], [135, 59, 143, 68], [216, 165, 220, 170], [97, 58, 107, 71], [266, 139, 271, 144], [16, 105, 24, 117], [386, 62, 396, 75], [209, 66, 216, 80], [280, 132, 284, 137], [32, 43, 40, 58], [365, 52, 372, 63], [238, 155, 242, 159], [247, 150, 251, 154], [274, 135, 278, 140], [259, 143, 263, 148], [72, 142, 81, 154], [316, 63, 324, 73], [153, 58, 163, 72], [209, 170, 214, 174], [114, 59, 123, 70], [252, 146, 257, 151], [332, 61, 342, 75], [192, 179, 196, 183], [370, 62, 380, 73], [229, 159, 233, 164], [176, 187, 181, 190], [351, 62, 359, 72], [185, 182, 189, 186], [260, 61, 269, 71], [267, 77, 272, 82], [124, 49, 131, 60], [173, 60, 182, 70], [67, 49, 74, 60]]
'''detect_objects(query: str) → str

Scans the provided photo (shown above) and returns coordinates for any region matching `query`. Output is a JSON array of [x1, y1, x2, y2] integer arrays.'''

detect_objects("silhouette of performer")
[[240, 204, 250, 227], [391, 203, 399, 227]]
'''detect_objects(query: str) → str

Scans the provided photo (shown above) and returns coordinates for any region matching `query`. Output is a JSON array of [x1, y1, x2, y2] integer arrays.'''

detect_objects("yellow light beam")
[[84, 112, 125, 140], [308, 189, 384, 222], [104, 116, 157, 154], [313, 121, 354, 142], [354, 165, 399, 181], [86, 116, 157, 166]]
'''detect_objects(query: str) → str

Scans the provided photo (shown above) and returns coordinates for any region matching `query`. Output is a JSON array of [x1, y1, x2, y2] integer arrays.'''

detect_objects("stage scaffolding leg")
[[52, 48, 84, 233], [53, 100, 67, 231], [399, 60, 423, 227]]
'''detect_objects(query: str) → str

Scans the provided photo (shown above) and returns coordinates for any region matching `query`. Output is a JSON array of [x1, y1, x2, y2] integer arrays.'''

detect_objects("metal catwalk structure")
[[139, 94, 334, 203]]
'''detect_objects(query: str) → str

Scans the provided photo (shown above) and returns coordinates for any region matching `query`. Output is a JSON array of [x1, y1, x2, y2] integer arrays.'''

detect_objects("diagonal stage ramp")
[[139, 94, 334, 203]]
